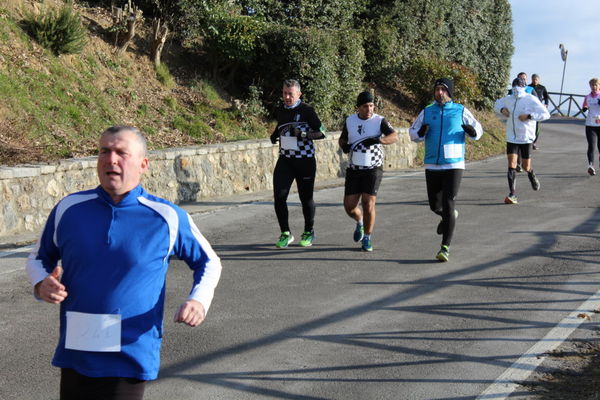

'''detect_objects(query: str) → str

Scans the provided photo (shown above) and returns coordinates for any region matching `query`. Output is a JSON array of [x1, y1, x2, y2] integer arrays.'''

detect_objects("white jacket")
[[494, 90, 550, 144]]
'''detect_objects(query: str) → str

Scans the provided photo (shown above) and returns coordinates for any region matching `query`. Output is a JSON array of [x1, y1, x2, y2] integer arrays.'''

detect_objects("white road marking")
[[477, 292, 600, 399]]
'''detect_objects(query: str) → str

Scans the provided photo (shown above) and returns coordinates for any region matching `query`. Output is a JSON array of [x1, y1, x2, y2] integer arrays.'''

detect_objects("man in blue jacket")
[[409, 78, 483, 262], [26, 126, 222, 400]]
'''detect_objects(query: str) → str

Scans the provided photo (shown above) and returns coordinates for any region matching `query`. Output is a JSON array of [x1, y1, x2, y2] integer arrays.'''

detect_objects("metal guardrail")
[[547, 91, 586, 118]]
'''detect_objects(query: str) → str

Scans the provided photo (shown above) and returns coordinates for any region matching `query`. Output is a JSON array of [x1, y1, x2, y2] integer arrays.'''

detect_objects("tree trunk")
[[151, 18, 169, 67], [116, 17, 137, 56]]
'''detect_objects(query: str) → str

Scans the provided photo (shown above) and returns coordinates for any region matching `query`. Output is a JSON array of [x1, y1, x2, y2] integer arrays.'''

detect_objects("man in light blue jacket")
[[410, 78, 483, 262], [494, 77, 550, 205]]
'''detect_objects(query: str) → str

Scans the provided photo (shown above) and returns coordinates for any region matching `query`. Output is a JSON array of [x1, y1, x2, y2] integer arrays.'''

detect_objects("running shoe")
[[532, 144, 538, 150], [588, 166, 596, 176], [275, 231, 294, 248], [353, 223, 364, 242], [436, 209, 459, 235], [528, 172, 540, 191], [515, 165, 523, 173], [361, 236, 373, 252], [504, 194, 518, 204], [436, 245, 450, 262], [299, 230, 315, 247]]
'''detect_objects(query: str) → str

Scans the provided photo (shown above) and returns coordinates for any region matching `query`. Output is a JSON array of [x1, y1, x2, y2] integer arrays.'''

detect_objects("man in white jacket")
[[495, 77, 550, 204]]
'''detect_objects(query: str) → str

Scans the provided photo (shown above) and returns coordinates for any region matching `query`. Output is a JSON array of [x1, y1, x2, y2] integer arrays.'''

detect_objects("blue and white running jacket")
[[26, 185, 222, 380]]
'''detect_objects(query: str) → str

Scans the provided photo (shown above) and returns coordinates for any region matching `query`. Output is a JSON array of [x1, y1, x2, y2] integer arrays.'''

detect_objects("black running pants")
[[585, 126, 600, 164], [425, 169, 463, 247], [273, 156, 316, 233], [60, 368, 146, 400]]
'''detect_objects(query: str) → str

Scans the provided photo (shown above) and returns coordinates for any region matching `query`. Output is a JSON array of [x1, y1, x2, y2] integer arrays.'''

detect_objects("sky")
[[508, 0, 598, 96]]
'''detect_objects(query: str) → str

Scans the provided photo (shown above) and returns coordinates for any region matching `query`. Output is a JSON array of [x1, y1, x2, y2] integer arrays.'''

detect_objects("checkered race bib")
[[278, 122, 316, 158], [349, 142, 384, 170]]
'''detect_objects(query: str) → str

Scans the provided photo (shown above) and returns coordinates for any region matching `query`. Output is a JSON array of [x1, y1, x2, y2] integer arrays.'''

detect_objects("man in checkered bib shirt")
[[270, 79, 327, 249], [338, 91, 398, 252]]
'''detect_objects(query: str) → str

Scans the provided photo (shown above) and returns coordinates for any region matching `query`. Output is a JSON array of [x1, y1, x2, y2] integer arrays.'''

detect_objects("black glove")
[[290, 127, 303, 138], [462, 124, 477, 137], [417, 123, 429, 137], [583, 107, 589, 113], [361, 137, 381, 147], [270, 131, 279, 144], [341, 143, 350, 154]]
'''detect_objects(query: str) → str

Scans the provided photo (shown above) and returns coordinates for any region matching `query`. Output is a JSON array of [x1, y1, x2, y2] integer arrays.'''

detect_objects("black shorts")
[[344, 167, 383, 196], [506, 142, 532, 159]]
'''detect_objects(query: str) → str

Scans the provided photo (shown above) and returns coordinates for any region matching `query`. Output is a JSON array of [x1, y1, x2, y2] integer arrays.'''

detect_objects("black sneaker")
[[588, 166, 596, 176], [515, 165, 523, 173], [528, 172, 540, 191]]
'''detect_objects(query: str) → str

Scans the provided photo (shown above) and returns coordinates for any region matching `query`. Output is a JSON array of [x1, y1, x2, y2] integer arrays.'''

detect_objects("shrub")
[[403, 56, 482, 108], [332, 29, 365, 122], [22, 1, 87, 55], [252, 24, 364, 126], [362, 20, 403, 86], [253, 25, 337, 122]]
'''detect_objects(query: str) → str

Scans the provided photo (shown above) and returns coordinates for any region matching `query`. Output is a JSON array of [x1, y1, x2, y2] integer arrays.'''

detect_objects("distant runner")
[[582, 78, 600, 176], [494, 77, 550, 205], [528, 74, 549, 150]]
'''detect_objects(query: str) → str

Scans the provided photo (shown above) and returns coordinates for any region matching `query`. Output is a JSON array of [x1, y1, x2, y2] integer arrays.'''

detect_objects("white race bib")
[[65, 311, 121, 352], [443, 143, 463, 159], [280, 136, 299, 150], [351, 150, 371, 167]]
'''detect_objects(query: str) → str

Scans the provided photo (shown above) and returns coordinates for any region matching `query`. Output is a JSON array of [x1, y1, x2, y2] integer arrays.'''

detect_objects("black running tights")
[[426, 169, 463, 247], [60, 368, 146, 400], [273, 156, 316, 233], [585, 126, 600, 164]]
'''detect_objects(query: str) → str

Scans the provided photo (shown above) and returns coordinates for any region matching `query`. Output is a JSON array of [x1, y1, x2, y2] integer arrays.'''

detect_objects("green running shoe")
[[353, 223, 364, 242], [275, 231, 294, 248], [361, 236, 373, 252], [436, 245, 450, 262], [299, 230, 315, 247]]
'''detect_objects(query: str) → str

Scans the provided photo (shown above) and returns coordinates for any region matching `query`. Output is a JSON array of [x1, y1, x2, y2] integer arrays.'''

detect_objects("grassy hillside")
[[0, 0, 505, 166]]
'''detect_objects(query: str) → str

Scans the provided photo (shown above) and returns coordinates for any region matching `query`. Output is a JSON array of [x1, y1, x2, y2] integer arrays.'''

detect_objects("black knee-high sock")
[[507, 168, 516, 195]]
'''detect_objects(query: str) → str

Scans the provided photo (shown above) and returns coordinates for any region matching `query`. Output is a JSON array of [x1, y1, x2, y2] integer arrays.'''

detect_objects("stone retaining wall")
[[0, 130, 416, 239]]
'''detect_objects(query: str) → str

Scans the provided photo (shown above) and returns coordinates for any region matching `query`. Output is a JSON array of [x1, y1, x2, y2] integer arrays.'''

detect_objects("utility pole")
[[559, 43, 568, 114]]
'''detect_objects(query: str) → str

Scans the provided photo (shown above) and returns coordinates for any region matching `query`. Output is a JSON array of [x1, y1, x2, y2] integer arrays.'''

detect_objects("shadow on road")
[[155, 200, 600, 398]]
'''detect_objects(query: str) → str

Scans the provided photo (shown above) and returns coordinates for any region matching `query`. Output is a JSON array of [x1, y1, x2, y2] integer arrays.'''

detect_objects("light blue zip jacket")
[[410, 101, 483, 169]]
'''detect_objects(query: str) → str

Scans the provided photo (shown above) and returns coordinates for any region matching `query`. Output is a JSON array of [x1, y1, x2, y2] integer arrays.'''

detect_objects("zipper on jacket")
[[511, 98, 519, 140], [436, 105, 444, 164]]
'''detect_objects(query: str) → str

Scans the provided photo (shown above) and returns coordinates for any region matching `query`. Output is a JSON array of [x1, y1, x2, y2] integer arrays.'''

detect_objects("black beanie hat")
[[512, 77, 526, 87], [356, 91, 374, 106], [434, 78, 454, 98]]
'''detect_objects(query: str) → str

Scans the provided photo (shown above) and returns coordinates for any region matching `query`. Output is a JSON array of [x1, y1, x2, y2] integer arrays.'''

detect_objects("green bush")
[[22, 2, 87, 55], [252, 24, 365, 126], [156, 64, 175, 88], [362, 20, 403, 87], [253, 25, 336, 120], [403, 56, 482, 108], [332, 29, 365, 122]]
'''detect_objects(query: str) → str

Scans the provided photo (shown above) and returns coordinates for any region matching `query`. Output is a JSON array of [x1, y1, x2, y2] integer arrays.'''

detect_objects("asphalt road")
[[2, 119, 600, 400]]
